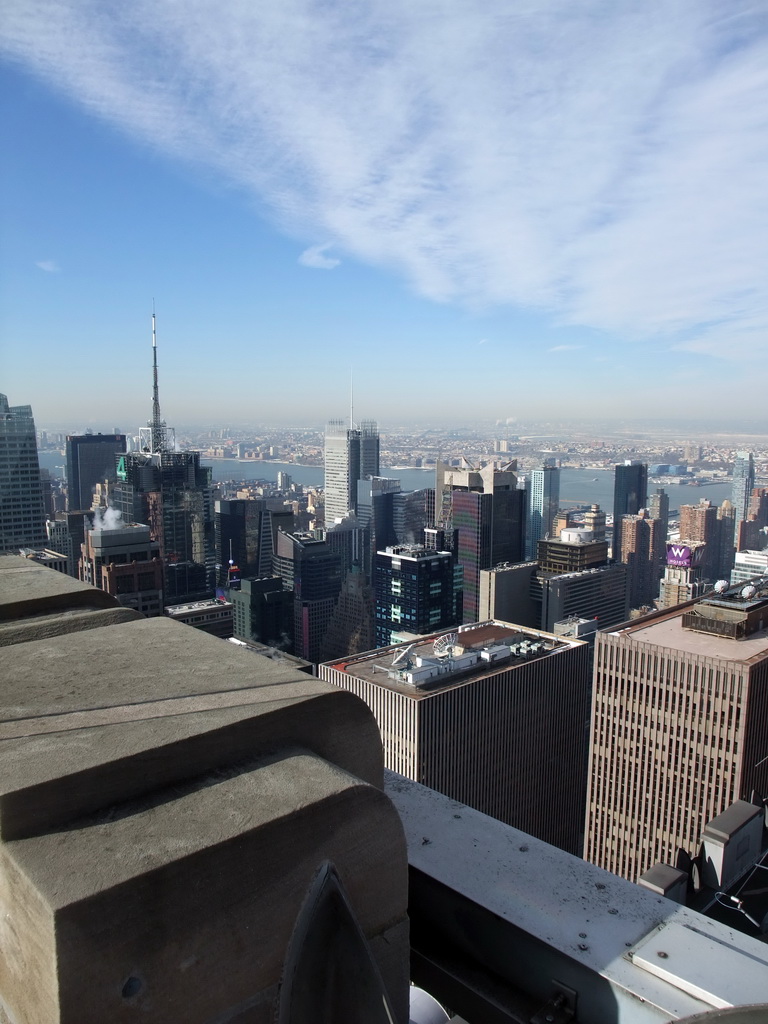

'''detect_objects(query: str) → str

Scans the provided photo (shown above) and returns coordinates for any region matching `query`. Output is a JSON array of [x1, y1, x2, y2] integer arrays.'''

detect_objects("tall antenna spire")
[[350, 367, 354, 430], [151, 302, 162, 438], [139, 302, 173, 455]]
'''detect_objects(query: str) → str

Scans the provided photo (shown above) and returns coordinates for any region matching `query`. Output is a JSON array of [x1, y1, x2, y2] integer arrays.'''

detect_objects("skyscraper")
[[112, 313, 215, 605], [731, 452, 755, 540], [319, 620, 591, 855], [0, 394, 46, 551], [213, 498, 292, 587], [272, 530, 342, 663], [526, 466, 560, 559], [65, 433, 126, 511], [612, 462, 647, 563], [79, 519, 163, 616], [435, 461, 525, 623], [585, 583, 768, 881], [374, 544, 460, 646], [619, 510, 666, 610], [323, 419, 380, 524]]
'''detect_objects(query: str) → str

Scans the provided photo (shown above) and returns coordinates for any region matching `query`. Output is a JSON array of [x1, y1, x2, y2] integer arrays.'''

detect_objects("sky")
[[1, 1, 767, 431]]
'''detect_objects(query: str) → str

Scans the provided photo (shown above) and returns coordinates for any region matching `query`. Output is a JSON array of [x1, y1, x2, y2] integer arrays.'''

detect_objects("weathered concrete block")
[[0, 618, 384, 839], [0, 556, 118, 621], [1, 751, 409, 1024], [0, 606, 143, 647]]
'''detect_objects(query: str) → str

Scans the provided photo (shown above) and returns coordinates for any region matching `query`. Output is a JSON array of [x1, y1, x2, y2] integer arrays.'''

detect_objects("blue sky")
[[2, 1, 767, 431]]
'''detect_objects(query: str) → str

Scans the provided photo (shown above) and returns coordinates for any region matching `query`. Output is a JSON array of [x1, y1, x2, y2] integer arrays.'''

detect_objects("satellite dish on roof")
[[433, 633, 463, 659], [742, 585, 758, 600], [392, 644, 416, 669], [714, 580, 729, 594]]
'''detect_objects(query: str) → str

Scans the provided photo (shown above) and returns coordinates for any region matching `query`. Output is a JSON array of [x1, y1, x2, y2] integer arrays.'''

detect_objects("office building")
[[731, 452, 756, 540], [536, 525, 628, 631], [583, 504, 607, 540], [356, 476, 400, 578], [231, 576, 294, 648], [79, 519, 163, 616], [585, 581, 768, 882], [320, 620, 591, 855], [165, 598, 233, 638], [374, 545, 460, 647], [0, 394, 46, 552], [392, 487, 430, 546], [678, 498, 736, 581], [321, 568, 377, 660], [480, 522, 629, 632], [537, 528, 609, 574], [479, 561, 539, 626], [620, 510, 666, 610], [324, 419, 380, 524], [737, 487, 768, 553], [214, 498, 292, 587], [272, 531, 342, 664], [526, 466, 560, 559], [112, 314, 216, 605], [435, 461, 525, 623], [65, 432, 126, 511], [537, 563, 629, 632], [731, 549, 768, 585], [657, 542, 710, 608], [612, 462, 647, 563]]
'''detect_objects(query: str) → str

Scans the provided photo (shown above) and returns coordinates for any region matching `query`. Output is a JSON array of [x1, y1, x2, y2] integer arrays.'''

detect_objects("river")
[[38, 453, 731, 514]]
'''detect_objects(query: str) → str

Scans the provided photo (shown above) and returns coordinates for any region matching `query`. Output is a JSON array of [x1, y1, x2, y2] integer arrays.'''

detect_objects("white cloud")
[[3, 2, 767, 351], [35, 259, 60, 273], [548, 344, 582, 352], [299, 243, 340, 269]]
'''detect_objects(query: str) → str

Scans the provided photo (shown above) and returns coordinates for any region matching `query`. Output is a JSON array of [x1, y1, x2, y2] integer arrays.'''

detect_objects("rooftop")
[[612, 606, 768, 664], [324, 620, 582, 698]]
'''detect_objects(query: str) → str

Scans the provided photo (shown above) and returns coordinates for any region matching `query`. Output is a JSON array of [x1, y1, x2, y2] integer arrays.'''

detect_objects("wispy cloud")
[[35, 259, 60, 273], [3, 2, 767, 351], [549, 344, 583, 352], [299, 243, 340, 270]]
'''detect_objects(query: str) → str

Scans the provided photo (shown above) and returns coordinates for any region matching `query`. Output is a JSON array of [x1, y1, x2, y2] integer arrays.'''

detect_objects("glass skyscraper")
[[324, 420, 380, 524], [731, 451, 755, 541], [65, 432, 126, 511], [0, 393, 46, 551], [612, 462, 647, 563], [526, 466, 560, 560]]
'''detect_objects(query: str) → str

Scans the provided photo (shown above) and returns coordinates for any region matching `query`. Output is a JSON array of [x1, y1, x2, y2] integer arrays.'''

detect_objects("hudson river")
[[40, 454, 732, 515]]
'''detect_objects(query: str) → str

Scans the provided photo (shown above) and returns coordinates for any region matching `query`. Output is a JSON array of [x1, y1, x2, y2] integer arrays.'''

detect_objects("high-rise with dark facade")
[[214, 498, 292, 587], [111, 313, 215, 605], [0, 393, 46, 551], [612, 462, 647, 563], [65, 432, 126, 511], [324, 419, 380, 524], [272, 530, 342, 664], [374, 544, 460, 646], [435, 461, 525, 623], [731, 452, 756, 542]]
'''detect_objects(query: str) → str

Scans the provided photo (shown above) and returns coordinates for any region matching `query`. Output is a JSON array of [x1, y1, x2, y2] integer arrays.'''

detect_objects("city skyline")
[[2, 3, 768, 426]]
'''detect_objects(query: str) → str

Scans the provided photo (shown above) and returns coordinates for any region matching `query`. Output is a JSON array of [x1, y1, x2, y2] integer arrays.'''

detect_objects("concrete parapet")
[[0, 555, 119, 620], [0, 562, 409, 1022]]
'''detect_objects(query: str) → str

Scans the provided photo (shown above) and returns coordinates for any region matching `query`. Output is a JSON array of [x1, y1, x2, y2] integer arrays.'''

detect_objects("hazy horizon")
[[2, 2, 767, 425]]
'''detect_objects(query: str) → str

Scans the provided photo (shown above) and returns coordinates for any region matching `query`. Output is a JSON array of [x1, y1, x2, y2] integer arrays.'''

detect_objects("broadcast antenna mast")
[[139, 303, 173, 455]]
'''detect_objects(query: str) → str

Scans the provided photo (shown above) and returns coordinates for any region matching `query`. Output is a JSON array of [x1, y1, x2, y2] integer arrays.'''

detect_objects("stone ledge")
[[0, 555, 119, 620], [1, 618, 384, 840], [2, 751, 409, 1024], [0, 606, 143, 647]]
